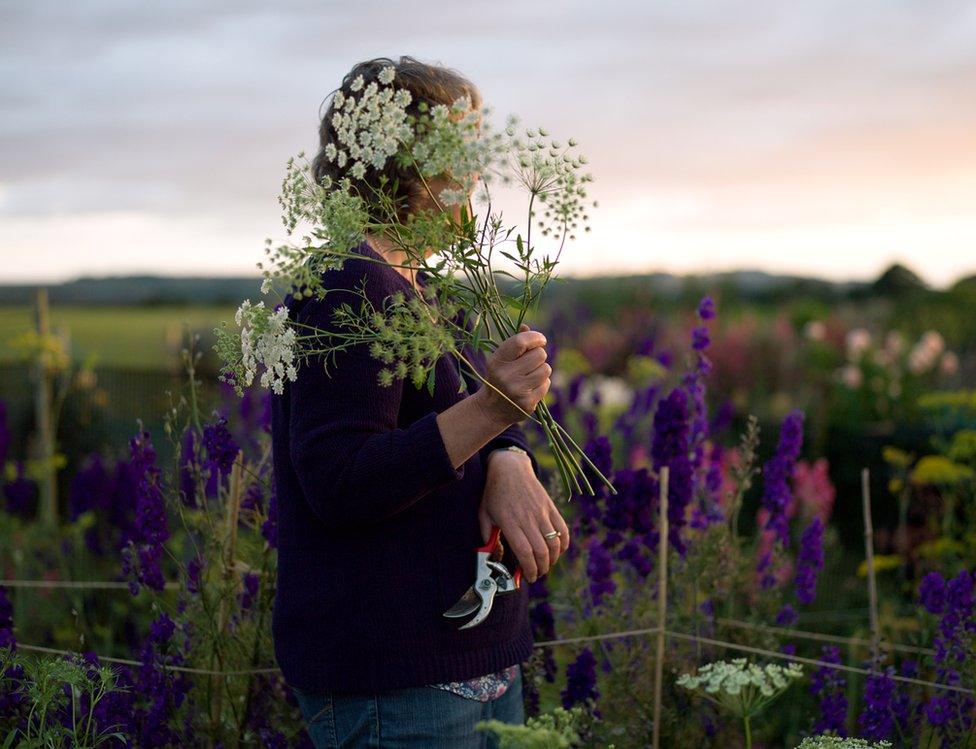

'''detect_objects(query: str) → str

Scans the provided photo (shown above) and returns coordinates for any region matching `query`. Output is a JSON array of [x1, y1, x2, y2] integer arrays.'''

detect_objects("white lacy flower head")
[[795, 738, 892, 749], [234, 300, 298, 395], [507, 126, 595, 242], [676, 658, 803, 719], [327, 66, 414, 177]]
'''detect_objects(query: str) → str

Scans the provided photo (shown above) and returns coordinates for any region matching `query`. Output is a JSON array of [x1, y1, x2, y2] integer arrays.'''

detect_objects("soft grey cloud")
[[1, 0, 975, 283]]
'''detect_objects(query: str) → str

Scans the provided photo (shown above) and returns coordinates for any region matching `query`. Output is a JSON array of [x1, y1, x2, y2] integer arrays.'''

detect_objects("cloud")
[[1, 0, 975, 283]]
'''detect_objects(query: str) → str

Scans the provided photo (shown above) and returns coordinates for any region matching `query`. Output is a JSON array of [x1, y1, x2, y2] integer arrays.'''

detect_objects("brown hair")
[[312, 55, 481, 225]]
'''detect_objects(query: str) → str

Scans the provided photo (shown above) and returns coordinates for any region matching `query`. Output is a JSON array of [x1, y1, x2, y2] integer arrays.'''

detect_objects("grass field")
[[0, 305, 236, 368]]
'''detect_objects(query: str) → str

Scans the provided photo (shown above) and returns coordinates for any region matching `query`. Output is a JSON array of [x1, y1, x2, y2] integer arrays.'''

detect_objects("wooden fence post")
[[862, 468, 880, 661]]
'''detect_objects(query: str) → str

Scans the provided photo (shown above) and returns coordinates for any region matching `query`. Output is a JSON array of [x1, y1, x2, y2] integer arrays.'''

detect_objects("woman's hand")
[[474, 323, 551, 427], [477, 449, 570, 584]]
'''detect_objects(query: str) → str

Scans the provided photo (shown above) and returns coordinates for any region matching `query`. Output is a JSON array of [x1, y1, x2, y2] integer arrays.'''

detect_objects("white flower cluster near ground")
[[795, 737, 892, 749], [677, 658, 804, 719]]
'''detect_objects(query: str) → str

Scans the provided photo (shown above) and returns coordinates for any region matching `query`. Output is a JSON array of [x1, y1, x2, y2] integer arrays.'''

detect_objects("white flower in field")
[[940, 351, 960, 375], [804, 320, 826, 341], [795, 737, 891, 749], [234, 300, 299, 395], [677, 659, 803, 719], [845, 328, 872, 360], [578, 376, 632, 409], [839, 364, 863, 389], [884, 330, 905, 357], [920, 329, 945, 356]]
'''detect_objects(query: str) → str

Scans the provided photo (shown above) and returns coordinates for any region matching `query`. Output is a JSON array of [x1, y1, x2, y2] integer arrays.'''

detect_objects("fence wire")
[[8, 624, 973, 696]]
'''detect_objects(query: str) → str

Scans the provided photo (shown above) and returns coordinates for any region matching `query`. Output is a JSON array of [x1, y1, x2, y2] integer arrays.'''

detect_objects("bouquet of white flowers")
[[214, 61, 613, 497]]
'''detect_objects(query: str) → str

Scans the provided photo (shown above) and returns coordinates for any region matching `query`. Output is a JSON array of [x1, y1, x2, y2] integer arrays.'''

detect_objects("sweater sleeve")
[[455, 337, 542, 480], [287, 282, 465, 530]]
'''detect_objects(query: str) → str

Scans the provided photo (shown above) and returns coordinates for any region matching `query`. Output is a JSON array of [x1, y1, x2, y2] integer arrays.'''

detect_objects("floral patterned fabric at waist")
[[427, 664, 520, 702]]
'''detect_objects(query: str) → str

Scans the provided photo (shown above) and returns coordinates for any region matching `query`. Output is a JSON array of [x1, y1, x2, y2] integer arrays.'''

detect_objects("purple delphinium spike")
[[561, 647, 601, 716], [761, 410, 805, 546], [585, 538, 616, 608], [121, 429, 170, 595], [920, 570, 976, 741], [776, 604, 798, 626], [0, 585, 15, 652], [683, 297, 716, 504], [651, 389, 693, 555], [811, 646, 847, 735], [795, 517, 825, 605], [858, 666, 897, 740]]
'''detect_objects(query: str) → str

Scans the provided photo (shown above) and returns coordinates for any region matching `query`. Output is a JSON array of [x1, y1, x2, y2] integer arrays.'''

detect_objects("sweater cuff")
[[413, 410, 466, 485]]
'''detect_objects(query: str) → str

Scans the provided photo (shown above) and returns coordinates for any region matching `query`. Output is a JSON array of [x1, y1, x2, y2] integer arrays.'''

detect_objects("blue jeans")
[[292, 666, 525, 748]]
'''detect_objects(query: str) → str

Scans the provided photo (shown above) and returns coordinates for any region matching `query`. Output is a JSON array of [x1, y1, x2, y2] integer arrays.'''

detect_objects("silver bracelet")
[[488, 444, 530, 463]]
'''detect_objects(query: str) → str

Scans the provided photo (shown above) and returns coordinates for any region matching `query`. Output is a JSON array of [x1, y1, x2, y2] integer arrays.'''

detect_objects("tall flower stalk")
[[213, 63, 612, 498]]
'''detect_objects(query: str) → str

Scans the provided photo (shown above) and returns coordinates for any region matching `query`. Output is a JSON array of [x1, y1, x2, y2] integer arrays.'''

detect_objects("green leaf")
[[426, 366, 437, 397]]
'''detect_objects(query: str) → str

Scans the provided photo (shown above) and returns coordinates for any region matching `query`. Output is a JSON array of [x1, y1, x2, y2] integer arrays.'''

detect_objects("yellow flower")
[[857, 555, 902, 577], [910, 455, 974, 485]]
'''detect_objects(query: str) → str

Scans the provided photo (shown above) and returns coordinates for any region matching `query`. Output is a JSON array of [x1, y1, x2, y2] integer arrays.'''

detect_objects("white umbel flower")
[[234, 300, 298, 395], [677, 658, 803, 718]]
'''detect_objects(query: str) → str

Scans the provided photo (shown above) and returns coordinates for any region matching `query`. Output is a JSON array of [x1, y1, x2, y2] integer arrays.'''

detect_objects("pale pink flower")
[[940, 351, 960, 376], [845, 328, 872, 360]]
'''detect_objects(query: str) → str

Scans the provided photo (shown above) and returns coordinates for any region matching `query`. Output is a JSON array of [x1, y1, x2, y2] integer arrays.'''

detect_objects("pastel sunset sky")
[[3, 0, 975, 286]]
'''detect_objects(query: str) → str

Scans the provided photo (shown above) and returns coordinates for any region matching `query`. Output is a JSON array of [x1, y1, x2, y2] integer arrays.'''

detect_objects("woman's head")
[[312, 56, 481, 226]]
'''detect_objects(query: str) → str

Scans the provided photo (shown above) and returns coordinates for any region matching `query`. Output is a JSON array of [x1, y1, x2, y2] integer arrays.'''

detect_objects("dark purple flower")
[[586, 539, 616, 608], [776, 604, 798, 626], [240, 572, 260, 610], [202, 415, 240, 473], [761, 410, 805, 545], [692, 326, 710, 351], [561, 647, 600, 714], [698, 297, 716, 320], [922, 570, 976, 741], [149, 613, 176, 644], [122, 429, 170, 595], [919, 572, 946, 615], [3, 461, 38, 518], [651, 389, 693, 555], [858, 667, 896, 740], [810, 646, 847, 735], [795, 517, 825, 605]]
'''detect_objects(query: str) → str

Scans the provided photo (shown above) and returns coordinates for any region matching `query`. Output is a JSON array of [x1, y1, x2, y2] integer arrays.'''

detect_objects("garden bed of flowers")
[[1, 291, 975, 748]]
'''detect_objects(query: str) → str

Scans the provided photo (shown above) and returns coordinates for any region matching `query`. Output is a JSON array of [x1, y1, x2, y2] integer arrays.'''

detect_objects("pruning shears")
[[442, 525, 523, 629]]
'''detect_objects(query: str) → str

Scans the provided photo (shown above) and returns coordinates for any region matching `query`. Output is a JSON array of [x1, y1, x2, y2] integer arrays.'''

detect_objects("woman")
[[270, 56, 571, 748]]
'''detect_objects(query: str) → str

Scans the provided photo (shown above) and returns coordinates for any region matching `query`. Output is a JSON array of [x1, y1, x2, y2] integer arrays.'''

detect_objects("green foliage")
[[476, 705, 595, 748], [0, 648, 126, 748]]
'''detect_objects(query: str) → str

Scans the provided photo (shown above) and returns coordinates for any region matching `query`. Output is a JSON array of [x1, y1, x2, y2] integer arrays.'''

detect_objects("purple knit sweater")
[[270, 239, 537, 693]]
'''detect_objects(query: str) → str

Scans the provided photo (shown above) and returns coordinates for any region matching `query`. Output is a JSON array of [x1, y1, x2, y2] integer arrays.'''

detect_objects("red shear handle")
[[478, 525, 523, 588], [477, 525, 502, 553]]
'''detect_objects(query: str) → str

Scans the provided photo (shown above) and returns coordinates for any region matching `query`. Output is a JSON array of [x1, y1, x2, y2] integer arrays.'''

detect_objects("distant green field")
[[0, 305, 236, 368]]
